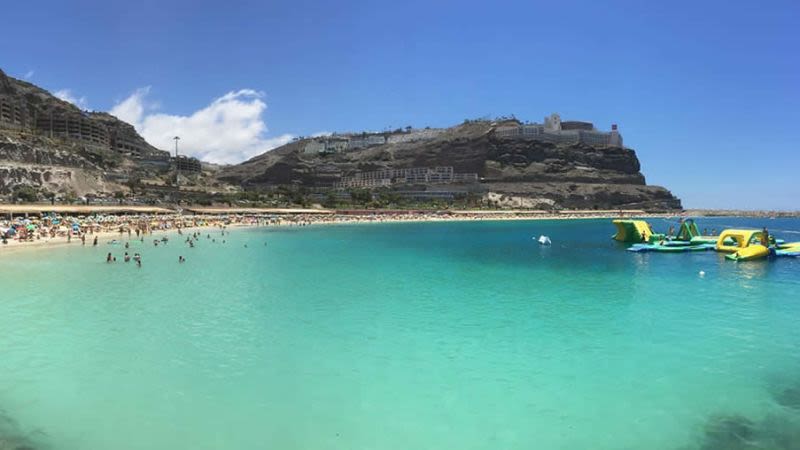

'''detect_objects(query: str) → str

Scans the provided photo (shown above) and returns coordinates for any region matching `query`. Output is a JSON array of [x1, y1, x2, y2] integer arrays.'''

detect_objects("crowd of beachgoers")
[[0, 209, 660, 253]]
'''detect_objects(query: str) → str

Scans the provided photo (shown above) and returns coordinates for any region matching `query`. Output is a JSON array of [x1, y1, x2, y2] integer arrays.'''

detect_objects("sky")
[[1, 0, 798, 209]]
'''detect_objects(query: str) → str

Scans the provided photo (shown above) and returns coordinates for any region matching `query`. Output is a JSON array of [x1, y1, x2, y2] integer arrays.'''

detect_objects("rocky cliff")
[[219, 120, 681, 210], [0, 67, 680, 210], [0, 69, 171, 198]]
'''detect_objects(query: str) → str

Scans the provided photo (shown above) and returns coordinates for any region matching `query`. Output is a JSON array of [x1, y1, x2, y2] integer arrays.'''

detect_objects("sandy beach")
[[0, 205, 674, 257]]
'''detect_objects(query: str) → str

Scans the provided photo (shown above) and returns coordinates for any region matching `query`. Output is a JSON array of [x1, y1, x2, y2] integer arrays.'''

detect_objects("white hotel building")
[[495, 113, 623, 148]]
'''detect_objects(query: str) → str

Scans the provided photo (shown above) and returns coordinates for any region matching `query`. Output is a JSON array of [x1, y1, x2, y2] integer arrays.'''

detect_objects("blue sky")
[[2, 0, 798, 209]]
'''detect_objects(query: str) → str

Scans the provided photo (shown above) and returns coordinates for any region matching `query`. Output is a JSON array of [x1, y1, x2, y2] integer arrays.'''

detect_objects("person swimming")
[[124, 252, 130, 262], [106, 252, 113, 263]]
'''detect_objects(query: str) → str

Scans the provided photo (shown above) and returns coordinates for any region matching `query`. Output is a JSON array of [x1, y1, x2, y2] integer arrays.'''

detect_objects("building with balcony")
[[333, 166, 479, 189], [495, 113, 623, 148]]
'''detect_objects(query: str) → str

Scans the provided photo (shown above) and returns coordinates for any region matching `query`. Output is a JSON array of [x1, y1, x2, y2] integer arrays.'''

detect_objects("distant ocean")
[[1, 218, 799, 449]]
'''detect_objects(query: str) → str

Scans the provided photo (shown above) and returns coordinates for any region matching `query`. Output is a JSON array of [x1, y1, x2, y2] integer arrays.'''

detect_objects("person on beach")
[[93, 236, 98, 246]]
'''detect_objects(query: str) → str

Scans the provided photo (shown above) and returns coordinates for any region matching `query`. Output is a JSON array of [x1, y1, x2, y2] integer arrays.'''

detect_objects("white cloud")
[[53, 89, 89, 110], [109, 86, 151, 125], [110, 87, 293, 164], [24, 70, 35, 79]]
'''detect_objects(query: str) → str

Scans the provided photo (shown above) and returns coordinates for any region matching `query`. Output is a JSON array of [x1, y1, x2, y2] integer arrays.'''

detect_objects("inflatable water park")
[[612, 219, 800, 261]]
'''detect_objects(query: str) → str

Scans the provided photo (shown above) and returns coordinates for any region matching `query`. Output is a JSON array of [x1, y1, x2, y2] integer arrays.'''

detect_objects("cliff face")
[[219, 121, 681, 210], [0, 68, 171, 197]]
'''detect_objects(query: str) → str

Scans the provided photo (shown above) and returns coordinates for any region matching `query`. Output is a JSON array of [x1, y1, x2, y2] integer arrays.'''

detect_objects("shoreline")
[[0, 211, 669, 257], [3, 208, 794, 257]]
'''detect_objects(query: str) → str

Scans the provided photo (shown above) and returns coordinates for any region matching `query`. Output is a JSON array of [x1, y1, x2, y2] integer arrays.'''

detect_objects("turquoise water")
[[1, 218, 800, 449]]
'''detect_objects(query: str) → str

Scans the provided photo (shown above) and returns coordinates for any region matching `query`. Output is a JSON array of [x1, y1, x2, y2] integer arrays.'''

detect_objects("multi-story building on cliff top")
[[302, 128, 446, 155], [495, 113, 623, 148], [0, 69, 204, 173]]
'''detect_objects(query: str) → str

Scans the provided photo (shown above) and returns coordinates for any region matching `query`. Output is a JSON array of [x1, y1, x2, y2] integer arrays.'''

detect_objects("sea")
[[1, 217, 799, 450]]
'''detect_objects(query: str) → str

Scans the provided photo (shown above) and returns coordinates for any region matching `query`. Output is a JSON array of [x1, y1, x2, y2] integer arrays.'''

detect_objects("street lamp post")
[[174, 136, 180, 189]]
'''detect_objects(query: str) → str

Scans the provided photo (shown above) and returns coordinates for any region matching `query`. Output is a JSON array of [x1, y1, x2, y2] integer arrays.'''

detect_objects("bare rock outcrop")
[[219, 120, 681, 210]]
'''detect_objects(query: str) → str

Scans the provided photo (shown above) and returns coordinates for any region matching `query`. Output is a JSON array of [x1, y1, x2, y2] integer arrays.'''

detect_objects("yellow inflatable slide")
[[715, 229, 770, 261], [612, 220, 654, 243]]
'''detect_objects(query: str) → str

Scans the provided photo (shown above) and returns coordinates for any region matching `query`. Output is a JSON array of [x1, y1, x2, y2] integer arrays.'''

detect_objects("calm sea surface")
[[1, 218, 799, 449]]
